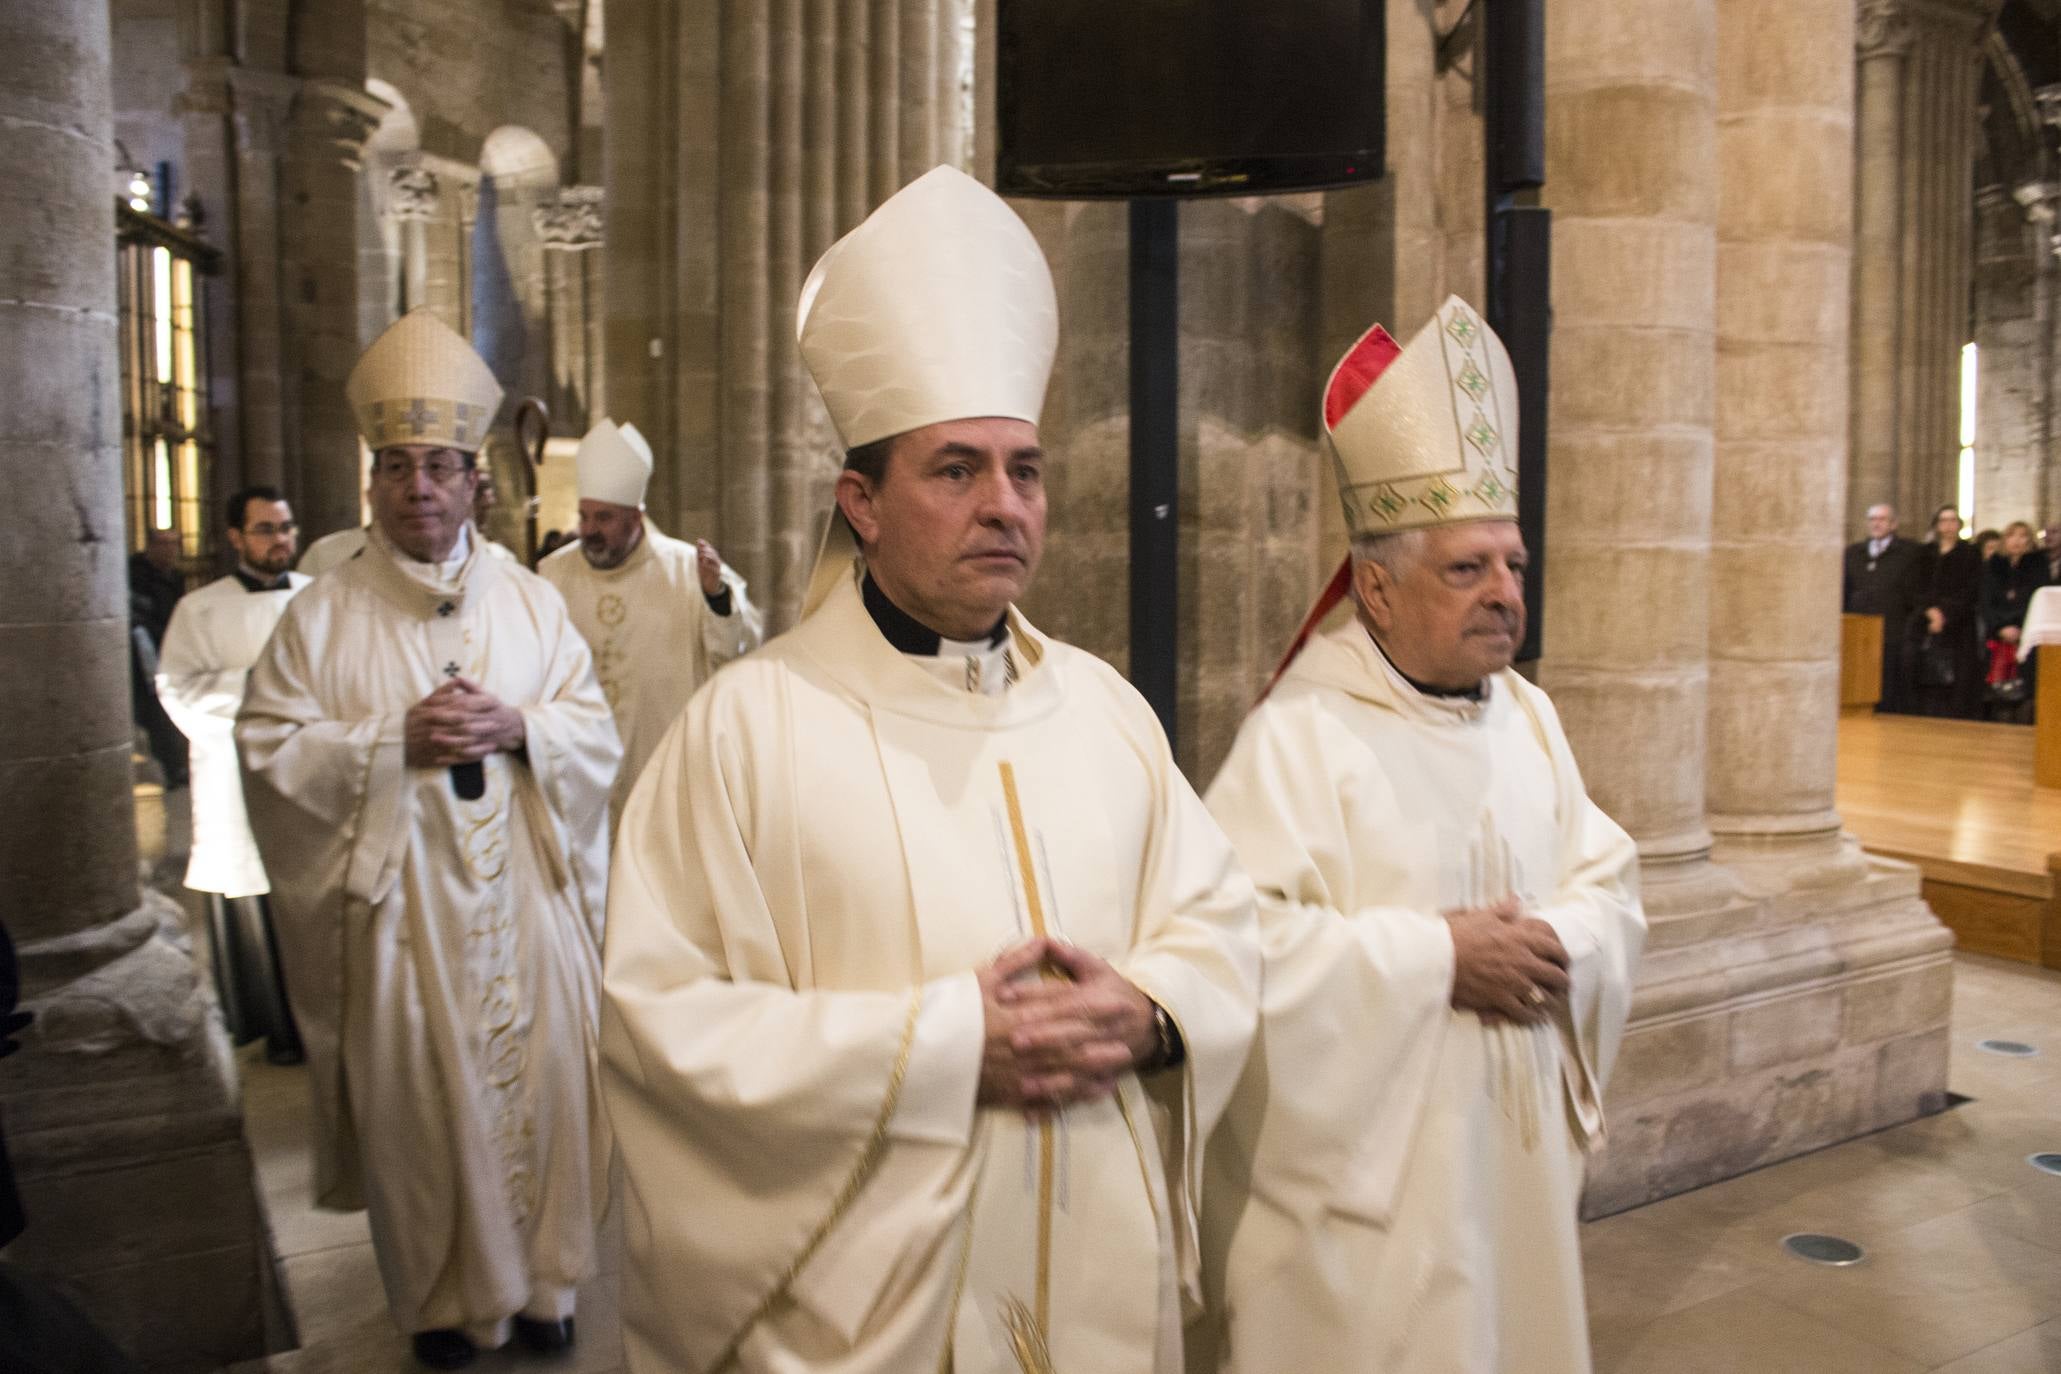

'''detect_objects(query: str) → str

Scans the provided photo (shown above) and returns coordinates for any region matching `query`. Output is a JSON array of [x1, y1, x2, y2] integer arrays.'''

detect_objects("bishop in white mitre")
[[1194, 300, 1646, 1374], [157, 483, 310, 1064], [540, 418, 762, 822], [602, 166, 1261, 1374], [237, 309, 621, 1370]]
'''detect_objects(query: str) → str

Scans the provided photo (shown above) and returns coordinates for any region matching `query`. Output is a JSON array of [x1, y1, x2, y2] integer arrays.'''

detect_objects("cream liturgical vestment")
[[539, 520, 761, 819], [602, 567, 1260, 1374], [237, 525, 621, 1345], [157, 571, 311, 897], [1197, 624, 1644, 1374]]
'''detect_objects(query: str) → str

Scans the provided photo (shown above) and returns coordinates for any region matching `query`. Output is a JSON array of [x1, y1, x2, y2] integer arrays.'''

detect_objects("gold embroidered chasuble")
[[539, 518, 762, 823], [236, 527, 622, 1345], [1196, 623, 1645, 1374], [601, 566, 1260, 1374]]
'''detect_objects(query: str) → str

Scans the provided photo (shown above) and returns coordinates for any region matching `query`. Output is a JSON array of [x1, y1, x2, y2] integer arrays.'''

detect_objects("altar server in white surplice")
[[540, 418, 761, 822], [157, 484, 310, 1065], [602, 166, 1260, 1374], [237, 309, 621, 1371], [1195, 299, 1647, 1374]]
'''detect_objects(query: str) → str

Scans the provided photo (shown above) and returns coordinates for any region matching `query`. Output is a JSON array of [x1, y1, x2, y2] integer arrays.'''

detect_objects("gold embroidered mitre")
[[797, 164, 1058, 449], [1326, 295, 1519, 535], [345, 308, 505, 454]]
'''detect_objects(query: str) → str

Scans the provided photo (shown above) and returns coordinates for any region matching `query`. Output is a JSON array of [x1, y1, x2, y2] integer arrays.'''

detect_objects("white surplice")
[[236, 526, 621, 1346], [157, 571, 310, 897], [539, 519, 762, 821], [1196, 622, 1645, 1374], [602, 565, 1260, 1374], [297, 525, 368, 577]]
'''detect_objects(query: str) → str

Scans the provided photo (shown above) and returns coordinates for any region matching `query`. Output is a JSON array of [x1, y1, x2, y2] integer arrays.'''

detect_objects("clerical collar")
[[861, 573, 1007, 656], [234, 564, 290, 593], [1367, 630, 1486, 702]]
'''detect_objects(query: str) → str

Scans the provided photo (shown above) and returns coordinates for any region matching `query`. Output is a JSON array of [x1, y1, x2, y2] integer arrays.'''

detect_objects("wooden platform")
[[1836, 710, 2061, 967]]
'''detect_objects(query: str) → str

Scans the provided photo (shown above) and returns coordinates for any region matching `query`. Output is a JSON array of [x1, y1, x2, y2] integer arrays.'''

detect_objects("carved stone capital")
[[534, 184, 604, 251], [293, 78, 393, 171], [387, 164, 439, 222], [1857, 0, 1914, 58]]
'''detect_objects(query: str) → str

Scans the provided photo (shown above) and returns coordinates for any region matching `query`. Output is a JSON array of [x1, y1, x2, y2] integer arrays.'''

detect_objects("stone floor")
[[216, 953, 2061, 1374]]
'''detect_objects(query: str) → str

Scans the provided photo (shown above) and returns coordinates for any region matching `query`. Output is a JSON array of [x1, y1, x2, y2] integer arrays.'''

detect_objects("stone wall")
[[1972, 184, 2053, 529]]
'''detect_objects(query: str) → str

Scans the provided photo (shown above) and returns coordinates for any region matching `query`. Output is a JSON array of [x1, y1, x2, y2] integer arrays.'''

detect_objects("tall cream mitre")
[[345, 308, 505, 454], [574, 418, 653, 508], [1325, 294, 1519, 535], [796, 164, 1058, 448]]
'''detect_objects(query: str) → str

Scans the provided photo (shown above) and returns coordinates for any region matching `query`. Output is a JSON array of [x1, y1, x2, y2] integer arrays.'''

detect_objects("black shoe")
[[412, 1330, 476, 1370], [264, 1040, 304, 1067], [513, 1315, 575, 1354]]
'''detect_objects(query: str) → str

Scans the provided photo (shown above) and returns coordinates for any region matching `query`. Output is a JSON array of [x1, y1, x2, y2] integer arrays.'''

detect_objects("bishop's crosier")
[[600, 165, 1261, 1374]]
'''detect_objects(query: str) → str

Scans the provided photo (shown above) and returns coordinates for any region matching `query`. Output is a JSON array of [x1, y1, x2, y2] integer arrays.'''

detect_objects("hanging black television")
[[996, 0, 1386, 199]]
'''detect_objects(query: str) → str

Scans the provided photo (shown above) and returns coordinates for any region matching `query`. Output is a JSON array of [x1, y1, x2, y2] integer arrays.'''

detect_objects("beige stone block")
[[1541, 430, 1716, 544], [0, 747, 139, 944], [1718, 109, 1852, 244], [1874, 1027, 1952, 1120], [1542, 545, 1711, 667], [1534, 673, 1706, 843], [1547, 85, 1717, 223], [52, 1241, 270, 1372], [1716, 240, 1851, 343], [1728, 986, 1844, 1073], [1547, 0, 1715, 93], [1844, 965, 1954, 1045], [1553, 217, 1718, 331], [1705, 440, 1846, 535], [1715, 339, 1850, 440], [1550, 321, 1715, 431], [1611, 1014, 1730, 1105], [8, 1140, 263, 1273], [1705, 662, 1839, 816], [0, 621, 131, 763], [1707, 545, 1843, 658], [1716, 0, 1854, 109]]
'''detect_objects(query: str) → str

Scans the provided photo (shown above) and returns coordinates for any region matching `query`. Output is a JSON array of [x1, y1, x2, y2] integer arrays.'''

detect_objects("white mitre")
[[1326, 295, 1519, 535], [345, 308, 504, 454], [575, 418, 653, 508], [795, 164, 1059, 615]]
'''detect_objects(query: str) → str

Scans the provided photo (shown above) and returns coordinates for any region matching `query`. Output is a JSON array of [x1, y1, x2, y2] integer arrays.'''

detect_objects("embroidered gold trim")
[[706, 991, 923, 1374], [997, 761, 1059, 1364]]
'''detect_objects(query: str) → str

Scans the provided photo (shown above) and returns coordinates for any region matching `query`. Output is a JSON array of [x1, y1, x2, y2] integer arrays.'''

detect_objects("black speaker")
[[1492, 205, 1553, 663], [1483, 0, 1545, 193]]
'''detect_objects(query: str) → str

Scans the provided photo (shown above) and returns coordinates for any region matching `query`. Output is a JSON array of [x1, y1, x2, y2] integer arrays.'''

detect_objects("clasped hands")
[[1444, 895, 1571, 1025], [975, 938, 1158, 1114], [403, 676, 526, 768]]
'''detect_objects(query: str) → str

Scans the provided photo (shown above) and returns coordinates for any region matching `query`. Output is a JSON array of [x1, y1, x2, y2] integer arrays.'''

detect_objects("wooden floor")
[[1836, 710, 2061, 964]]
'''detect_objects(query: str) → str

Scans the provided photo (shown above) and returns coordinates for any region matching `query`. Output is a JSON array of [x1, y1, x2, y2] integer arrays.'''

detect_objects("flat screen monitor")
[[996, 0, 1386, 199]]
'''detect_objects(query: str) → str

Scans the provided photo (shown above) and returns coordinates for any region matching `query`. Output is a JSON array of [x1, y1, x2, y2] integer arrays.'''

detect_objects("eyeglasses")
[[245, 522, 298, 538], [373, 453, 471, 485]]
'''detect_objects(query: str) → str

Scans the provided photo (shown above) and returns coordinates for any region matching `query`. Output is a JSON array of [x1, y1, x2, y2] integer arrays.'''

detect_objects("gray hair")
[[1349, 528, 1428, 578]]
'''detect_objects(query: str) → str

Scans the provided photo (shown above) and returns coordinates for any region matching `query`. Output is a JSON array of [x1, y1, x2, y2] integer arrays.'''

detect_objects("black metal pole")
[[1129, 198, 1180, 745]]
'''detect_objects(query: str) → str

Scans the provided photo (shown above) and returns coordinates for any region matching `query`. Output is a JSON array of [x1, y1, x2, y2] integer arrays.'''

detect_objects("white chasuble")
[[236, 527, 621, 1345], [157, 571, 310, 897], [539, 519, 762, 823], [1197, 624, 1645, 1374], [602, 567, 1259, 1374]]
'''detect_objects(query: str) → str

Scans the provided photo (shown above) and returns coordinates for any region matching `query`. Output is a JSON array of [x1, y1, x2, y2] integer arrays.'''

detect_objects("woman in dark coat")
[[1983, 521, 2051, 715], [1907, 505, 1986, 719]]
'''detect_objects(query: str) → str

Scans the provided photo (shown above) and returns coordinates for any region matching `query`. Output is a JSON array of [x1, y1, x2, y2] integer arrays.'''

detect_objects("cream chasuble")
[[602, 566, 1260, 1374], [1196, 623, 1644, 1374], [236, 527, 621, 1346], [539, 519, 762, 821], [157, 571, 311, 897]]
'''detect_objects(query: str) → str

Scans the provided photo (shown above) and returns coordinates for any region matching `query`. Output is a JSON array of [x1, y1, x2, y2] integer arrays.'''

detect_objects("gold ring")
[[1524, 987, 1547, 1007]]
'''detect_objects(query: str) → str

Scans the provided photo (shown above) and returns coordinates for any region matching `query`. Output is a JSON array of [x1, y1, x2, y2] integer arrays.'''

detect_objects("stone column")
[[387, 164, 440, 314], [1705, 0, 1862, 874], [1970, 183, 2048, 525], [281, 78, 389, 540], [0, 1, 273, 1362], [1538, 0, 1731, 915], [1848, 0, 1996, 533], [535, 185, 607, 434], [605, 0, 972, 630]]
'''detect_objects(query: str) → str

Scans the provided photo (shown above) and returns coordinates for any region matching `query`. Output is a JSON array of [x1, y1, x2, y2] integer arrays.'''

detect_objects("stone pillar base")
[[3, 892, 284, 1372], [1585, 850, 1953, 1217]]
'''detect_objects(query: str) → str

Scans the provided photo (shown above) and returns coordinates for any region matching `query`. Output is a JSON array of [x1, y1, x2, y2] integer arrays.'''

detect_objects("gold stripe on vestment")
[[997, 761, 1058, 1374]]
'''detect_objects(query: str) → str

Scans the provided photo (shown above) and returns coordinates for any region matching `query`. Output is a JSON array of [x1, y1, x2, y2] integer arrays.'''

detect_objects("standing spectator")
[[1982, 520, 2050, 719], [1842, 503, 1923, 712], [1975, 528, 2003, 564], [2041, 523, 2060, 585], [157, 486, 311, 1063], [128, 527, 188, 788], [1908, 505, 1985, 719]]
